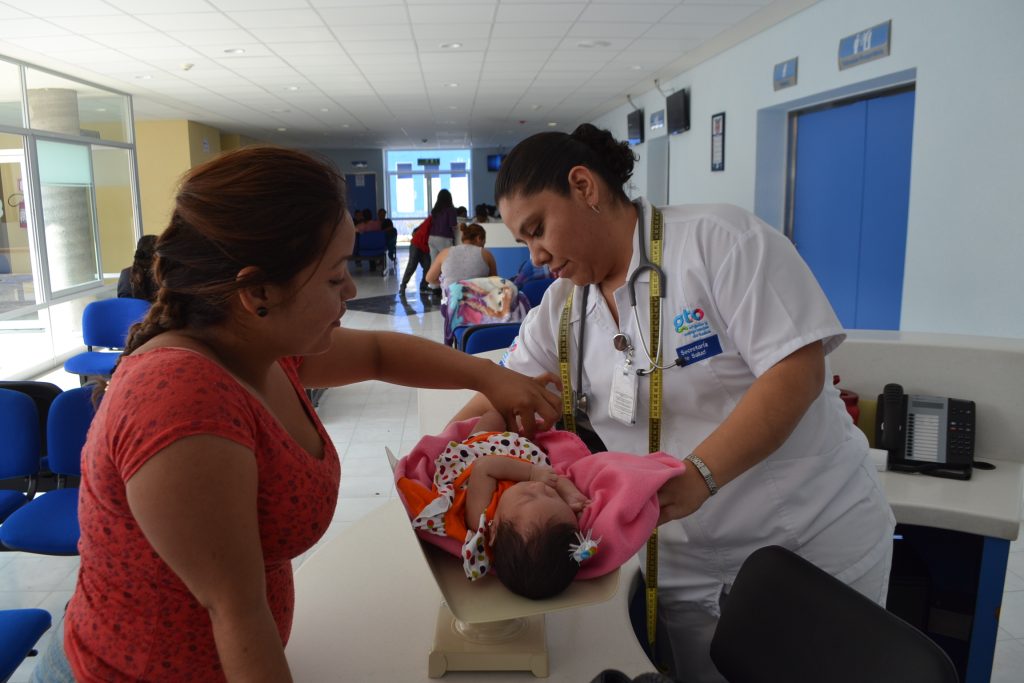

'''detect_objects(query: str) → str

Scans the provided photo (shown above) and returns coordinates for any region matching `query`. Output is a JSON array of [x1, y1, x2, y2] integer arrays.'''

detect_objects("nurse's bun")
[[495, 124, 636, 205]]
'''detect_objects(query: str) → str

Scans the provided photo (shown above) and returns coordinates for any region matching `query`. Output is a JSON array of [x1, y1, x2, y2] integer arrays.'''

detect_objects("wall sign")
[[650, 109, 665, 130], [711, 112, 725, 172], [773, 57, 798, 90], [838, 20, 892, 70], [417, 158, 440, 166]]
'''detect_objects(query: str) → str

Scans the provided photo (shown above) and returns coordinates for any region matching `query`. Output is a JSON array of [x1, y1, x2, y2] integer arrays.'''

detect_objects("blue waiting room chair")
[[63, 298, 151, 382], [0, 385, 96, 555], [0, 389, 41, 523], [0, 609, 51, 682], [461, 322, 522, 355], [0, 381, 63, 476], [520, 277, 555, 307]]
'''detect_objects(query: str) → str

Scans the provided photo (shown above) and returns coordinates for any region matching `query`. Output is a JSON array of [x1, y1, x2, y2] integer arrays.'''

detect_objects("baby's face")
[[493, 480, 578, 534]]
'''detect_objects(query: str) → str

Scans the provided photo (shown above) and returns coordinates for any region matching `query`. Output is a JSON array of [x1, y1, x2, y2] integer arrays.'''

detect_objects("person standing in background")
[[427, 189, 458, 294]]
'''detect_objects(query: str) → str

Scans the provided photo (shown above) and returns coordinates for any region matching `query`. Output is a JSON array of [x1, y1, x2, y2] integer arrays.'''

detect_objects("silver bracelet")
[[685, 453, 719, 496]]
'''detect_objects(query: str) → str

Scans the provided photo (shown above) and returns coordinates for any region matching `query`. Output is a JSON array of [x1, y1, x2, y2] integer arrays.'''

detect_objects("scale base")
[[428, 603, 549, 678]]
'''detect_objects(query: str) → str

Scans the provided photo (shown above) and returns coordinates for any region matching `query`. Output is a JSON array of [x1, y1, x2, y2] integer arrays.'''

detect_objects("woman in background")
[[425, 222, 496, 293], [427, 189, 458, 293], [117, 234, 159, 302]]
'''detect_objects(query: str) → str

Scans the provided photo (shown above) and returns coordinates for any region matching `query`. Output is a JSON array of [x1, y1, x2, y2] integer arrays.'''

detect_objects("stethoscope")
[[614, 201, 684, 377], [575, 201, 682, 417]]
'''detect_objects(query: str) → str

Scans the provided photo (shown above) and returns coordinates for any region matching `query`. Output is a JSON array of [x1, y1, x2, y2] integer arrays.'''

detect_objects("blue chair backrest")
[[46, 386, 97, 476], [0, 389, 40, 479], [463, 323, 522, 355], [82, 298, 151, 350], [489, 246, 531, 279], [356, 231, 387, 255], [521, 277, 555, 307]]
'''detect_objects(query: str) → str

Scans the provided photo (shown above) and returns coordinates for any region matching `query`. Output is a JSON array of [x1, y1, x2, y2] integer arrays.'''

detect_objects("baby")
[[396, 412, 686, 601]]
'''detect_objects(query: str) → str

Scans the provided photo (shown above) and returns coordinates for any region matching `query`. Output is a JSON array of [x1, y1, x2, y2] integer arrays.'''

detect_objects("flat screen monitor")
[[627, 109, 644, 145], [666, 89, 690, 134], [486, 154, 506, 172]]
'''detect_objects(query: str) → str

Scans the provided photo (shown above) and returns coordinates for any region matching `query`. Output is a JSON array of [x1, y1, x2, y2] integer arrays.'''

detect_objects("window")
[[385, 149, 472, 237]]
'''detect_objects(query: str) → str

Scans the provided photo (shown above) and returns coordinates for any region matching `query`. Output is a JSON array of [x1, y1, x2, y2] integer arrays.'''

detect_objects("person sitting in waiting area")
[[116, 234, 158, 302], [473, 203, 491, 224], [425, 222, 496, 297]]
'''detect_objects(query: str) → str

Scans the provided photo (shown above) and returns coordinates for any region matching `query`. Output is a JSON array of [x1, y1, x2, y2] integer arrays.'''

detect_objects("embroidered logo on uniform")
[[673, 308, 705, 333], [676, 334, 723, 366]]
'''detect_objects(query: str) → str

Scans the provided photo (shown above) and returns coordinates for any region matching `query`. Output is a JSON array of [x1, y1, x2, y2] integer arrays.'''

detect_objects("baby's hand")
[[555, 477, 591, 513], [530, 466, 559, 487]]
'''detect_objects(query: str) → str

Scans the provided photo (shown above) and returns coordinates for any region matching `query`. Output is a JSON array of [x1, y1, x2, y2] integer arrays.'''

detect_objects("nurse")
[[452, 124, 894, 682]]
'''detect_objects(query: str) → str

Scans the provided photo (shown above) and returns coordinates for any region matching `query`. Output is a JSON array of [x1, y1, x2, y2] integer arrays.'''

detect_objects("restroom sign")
[[838, 20, 891, 70]]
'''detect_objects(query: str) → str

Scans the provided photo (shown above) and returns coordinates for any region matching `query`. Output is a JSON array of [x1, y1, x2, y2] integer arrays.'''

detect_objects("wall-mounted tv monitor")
[[627, 109, 645, 145], [666, 89, 690, 134], [486, 154, 506, 172]]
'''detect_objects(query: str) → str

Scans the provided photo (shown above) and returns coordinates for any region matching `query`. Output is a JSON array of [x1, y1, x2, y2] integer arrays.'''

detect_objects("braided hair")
[[101, 146, 346, 394]]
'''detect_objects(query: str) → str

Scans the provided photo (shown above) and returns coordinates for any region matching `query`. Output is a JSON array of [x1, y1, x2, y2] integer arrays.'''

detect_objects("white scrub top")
[[503, 199, 894, 609]]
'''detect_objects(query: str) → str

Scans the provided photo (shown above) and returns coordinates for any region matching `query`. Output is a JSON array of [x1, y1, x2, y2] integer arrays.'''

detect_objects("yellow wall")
[[220, 132, 261, 152], [135, 120, 191, 236], [187, 121, 222, 168]]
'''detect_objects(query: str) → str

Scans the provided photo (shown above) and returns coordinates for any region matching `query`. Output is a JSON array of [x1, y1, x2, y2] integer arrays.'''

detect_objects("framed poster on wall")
[[711, 112, 725, 171]]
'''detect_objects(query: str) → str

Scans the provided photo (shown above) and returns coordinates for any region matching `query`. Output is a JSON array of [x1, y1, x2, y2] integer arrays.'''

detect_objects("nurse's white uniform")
[[502, 199, 894, 678]]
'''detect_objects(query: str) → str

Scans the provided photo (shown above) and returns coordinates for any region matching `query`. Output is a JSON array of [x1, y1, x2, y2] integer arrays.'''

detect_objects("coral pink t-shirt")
[[65, 348, 340, 682]]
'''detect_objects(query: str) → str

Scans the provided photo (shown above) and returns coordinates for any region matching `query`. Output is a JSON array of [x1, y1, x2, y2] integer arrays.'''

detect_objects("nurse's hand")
[[656, 467, 712, 525], [476, 368, 561, 438]]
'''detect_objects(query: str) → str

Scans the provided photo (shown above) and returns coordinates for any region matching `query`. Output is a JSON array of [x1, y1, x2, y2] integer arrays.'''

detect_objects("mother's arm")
[[299, 328, 560, 437], [126, 436, 292, 683]]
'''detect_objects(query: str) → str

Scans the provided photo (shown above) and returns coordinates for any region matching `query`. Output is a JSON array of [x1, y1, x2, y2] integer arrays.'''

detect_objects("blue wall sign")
[[773, 57, 798, 90], [650, 109, 665, 130], [838, 20, 892, 70]]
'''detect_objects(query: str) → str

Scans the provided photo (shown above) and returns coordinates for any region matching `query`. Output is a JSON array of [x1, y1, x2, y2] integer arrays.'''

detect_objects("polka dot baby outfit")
[[412, 431, 548, 579]]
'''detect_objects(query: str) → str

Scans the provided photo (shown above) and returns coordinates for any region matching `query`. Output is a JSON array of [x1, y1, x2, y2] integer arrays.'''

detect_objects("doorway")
[[787, 87, 915, 330]]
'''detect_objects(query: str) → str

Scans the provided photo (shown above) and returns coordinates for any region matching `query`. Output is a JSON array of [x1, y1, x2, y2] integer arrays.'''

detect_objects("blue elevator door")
[[791, 90, 915, 330]]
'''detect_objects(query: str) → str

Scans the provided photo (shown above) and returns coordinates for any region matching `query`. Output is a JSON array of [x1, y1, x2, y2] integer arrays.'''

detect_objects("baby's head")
[[488, 480, 581, 599]]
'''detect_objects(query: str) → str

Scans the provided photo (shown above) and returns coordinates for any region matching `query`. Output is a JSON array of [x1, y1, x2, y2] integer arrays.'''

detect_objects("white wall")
[[591, 0, 1024, 339]]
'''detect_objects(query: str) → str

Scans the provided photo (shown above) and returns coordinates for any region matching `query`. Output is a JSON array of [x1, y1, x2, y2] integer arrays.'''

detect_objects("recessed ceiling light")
[[631, 65, 643, 70], [95, 107, 107, 112], [577, 40, 611, 49], [320, 107, 329, 112], [276, 127, 287, 132], [341, 124, 350, 128], [285, 85, 300, 92], [530, 104, 542, 110], [447, 105, 458, 110], [271, 108, 290, 113], [443, 82, 459, 88], [440, 42, 462, 49], [547, 122, 558, 127], [224, 48, 246, 55], [135, 74, 152, 80]]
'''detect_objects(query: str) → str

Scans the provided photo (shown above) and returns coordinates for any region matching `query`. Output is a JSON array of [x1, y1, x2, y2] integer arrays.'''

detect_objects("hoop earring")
[[590, 204, 601, 214], [256, 306, 268, 318]]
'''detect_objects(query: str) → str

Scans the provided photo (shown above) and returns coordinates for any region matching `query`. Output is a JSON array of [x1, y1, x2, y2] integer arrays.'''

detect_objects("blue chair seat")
[[0, 488, 80, 555], [0, 490, 27, 523], [462, 322, 522, 355], [63, 351, 119, 376], [0, 609, 51, 681]]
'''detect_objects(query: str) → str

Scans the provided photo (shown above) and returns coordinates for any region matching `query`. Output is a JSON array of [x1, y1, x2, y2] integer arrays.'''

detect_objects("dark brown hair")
[[123, 146, 346, 359], [490, 520, 580, 600], [494, 123, 635, 206], [459, 222, 486, 244], [128, 234, 158, 302]]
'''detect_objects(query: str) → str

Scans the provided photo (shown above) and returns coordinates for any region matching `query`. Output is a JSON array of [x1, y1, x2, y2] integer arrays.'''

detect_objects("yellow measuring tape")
[[557, 206, 666, 659]]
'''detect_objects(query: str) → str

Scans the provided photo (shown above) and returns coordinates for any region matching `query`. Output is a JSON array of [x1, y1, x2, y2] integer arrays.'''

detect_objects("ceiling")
[[0, 0, 815, 150]]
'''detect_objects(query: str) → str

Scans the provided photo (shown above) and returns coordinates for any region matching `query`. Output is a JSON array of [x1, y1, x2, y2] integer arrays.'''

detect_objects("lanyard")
[[557, 203, 665, 655]]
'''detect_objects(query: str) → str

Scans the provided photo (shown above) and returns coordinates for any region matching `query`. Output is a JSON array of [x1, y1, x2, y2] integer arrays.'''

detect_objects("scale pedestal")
[[429, 603, 548, 678]]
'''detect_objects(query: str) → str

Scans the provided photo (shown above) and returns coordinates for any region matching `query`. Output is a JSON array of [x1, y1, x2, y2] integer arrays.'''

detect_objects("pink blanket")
[[394, 418, 685, 579]]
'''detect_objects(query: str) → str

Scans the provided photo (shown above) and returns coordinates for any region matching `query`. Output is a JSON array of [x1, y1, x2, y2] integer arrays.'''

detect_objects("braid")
[[122, 289, 187, 357]]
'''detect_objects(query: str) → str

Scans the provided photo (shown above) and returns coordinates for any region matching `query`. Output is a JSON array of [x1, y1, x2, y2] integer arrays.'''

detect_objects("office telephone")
[[875, 383, 976, 480]]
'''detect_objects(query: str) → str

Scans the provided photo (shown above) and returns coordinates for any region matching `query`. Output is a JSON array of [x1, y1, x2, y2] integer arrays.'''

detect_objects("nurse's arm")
[[658, 340, 825, 524]]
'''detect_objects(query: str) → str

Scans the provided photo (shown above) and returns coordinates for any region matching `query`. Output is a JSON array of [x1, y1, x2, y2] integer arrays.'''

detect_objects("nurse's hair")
[[490, 520, 581, 600], [495, 123, 636, 204]]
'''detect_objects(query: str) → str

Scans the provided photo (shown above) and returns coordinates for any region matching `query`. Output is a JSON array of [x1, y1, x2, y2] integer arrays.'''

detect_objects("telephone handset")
[[875, 383, 976, 480]]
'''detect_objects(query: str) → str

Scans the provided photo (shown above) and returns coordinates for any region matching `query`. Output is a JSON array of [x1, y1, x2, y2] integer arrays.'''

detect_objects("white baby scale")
[[386, 447, 620, 678]]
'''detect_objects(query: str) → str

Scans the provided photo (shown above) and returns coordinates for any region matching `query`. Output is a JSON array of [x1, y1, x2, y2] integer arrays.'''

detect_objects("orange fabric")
[[396, 462, 515, 541]]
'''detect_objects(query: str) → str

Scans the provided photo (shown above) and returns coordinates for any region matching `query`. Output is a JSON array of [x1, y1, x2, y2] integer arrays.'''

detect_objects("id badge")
[[609, 363, 638, 425]]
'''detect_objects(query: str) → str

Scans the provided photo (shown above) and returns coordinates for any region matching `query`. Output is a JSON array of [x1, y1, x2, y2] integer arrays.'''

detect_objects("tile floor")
[[2, 257, 1023, 682]]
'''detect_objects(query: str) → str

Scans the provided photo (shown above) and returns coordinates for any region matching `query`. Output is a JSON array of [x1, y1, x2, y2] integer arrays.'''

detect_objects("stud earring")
[[256, 306, 268, 318], [590, 204, 601, 214]]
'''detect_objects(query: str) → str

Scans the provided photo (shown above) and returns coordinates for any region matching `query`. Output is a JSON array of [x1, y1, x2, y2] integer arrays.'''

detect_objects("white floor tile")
[[999, 590, 1024, 639], [991, 638, 1024, 683], [1004, 568, 1024, 593]]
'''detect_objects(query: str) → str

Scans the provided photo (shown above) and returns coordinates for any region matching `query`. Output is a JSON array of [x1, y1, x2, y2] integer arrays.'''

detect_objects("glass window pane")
[[0, 134, 37, 315], [24, 68, 130, 143], [92, 146, 137, 282], [36, 139, 99, 293], [0, 59, 24, 128]]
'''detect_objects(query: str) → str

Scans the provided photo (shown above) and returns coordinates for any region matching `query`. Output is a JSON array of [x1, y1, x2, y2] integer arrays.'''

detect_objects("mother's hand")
[[476, 368, 560, 438]]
